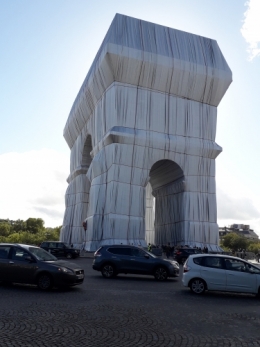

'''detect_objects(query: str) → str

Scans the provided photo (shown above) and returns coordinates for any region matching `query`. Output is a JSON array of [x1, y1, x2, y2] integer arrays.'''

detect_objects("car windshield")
[[63, 243, 71, 248], [29, 247, 57, 261], [146, 250, 157, 258]]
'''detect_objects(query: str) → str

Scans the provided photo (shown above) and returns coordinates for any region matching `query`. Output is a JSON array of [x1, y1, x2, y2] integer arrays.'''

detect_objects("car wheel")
[[190, 278, 206, 294], [66, 253, 72, 259], [37, 273, 53, 290], [101, 264, 116, 278], [154, 267, 168, 281]]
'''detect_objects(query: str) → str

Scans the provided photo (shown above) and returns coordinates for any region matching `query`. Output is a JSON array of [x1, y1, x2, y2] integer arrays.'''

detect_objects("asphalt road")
[[0, 257, 260, 347]]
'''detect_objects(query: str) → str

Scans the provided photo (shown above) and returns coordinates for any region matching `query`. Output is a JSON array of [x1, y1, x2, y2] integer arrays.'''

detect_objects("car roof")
[[189, 253, 249, 261], [42, 241, 64, 243], [0, 243, 39, 249], [103, 244, 142, 249]]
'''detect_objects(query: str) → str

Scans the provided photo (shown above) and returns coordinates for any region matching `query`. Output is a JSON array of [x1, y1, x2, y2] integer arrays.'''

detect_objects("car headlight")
[[171, 262, 179, 268], [58, 267, 74, 274]]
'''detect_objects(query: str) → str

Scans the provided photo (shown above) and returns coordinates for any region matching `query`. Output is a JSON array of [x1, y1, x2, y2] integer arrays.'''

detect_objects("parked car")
[[92, 245, 179, 280], [174, 248, 200, 264], [182, 253, 260, 295], [0, 243, 84, 290], [40, 241, 80, 259]]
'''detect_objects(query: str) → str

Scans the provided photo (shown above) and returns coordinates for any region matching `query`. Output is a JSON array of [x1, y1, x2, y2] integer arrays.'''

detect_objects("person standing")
[[257, 249, 260, 263], [166, 243, 171, 259], [82, 219, 87, 231], [81, 219, 88, 253]]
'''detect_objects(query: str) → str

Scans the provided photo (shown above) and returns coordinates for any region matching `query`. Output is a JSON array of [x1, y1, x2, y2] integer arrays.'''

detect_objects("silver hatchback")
[[182, 254, 260, 295]]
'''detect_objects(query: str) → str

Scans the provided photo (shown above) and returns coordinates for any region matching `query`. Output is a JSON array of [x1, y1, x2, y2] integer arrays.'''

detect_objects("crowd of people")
[[147, 242, 209, 259]]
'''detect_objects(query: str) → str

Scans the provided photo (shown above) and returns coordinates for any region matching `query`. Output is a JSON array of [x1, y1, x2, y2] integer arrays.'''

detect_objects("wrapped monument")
[[60, 14, 232, 251]]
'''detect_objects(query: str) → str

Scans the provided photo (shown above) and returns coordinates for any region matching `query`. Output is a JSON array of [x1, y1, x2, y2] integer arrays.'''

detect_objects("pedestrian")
[[166, 243, 171, 259], [148, 243, 152, 252], [170, 245, 175, 258], [82, 219, 87, 231], [257, 249, 260, 263]]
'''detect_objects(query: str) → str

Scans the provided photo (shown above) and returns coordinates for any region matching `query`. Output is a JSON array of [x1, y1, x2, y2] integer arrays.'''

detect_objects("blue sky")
[[1, 0, 260, 234]]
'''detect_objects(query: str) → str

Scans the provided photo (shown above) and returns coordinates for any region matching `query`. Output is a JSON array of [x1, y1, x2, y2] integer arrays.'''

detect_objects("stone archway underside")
[[146, 160, 185, 247], [61, 14, 232, 251]]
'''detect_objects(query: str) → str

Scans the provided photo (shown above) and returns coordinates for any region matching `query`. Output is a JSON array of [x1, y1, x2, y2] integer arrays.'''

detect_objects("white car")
[[182, 254, 260, 295]]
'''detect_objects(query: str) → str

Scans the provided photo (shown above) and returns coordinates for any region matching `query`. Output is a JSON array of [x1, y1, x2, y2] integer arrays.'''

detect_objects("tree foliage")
[[26, 218, 44, 234], [0, 223, 11, 237], [0, 218, 61, 245], [221, 233, 249, 251]]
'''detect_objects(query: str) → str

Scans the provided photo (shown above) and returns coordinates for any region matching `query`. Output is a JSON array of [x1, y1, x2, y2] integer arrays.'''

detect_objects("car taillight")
[[183, 265, 190, 273], [176, 251, 182, 255], [94, 251, 101, 257]]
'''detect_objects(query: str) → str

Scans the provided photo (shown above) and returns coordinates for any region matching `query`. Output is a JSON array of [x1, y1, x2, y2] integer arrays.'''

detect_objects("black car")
[[92, 245, 179, 280], [40, 241, 80, 259], [0, 243, 84, 290], [174, 248, 201, 264]]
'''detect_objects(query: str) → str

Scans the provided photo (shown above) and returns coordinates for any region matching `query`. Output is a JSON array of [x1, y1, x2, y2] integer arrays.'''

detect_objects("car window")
[[48, 242, 56, 248], [108, 247, 131, 256], [224, 258, 248, 272], [193, 257, 202, 265], [131, 248, 146, 257], [117, 248, 131, 256], [245, 263, 260, 274], [11, 247, 32, 262], [107, 247, 119, 254], [57, 243, 65, 249], [0, 246, 11, 259], [41, 242, 47, 247], [29, 247, 57, 261], [203, 257, 224, 269]]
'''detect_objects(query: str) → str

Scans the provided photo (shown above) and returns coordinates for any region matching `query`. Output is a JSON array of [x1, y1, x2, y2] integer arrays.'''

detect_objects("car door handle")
[[9, 261, 14, 264], [130, 259, 135, 261]]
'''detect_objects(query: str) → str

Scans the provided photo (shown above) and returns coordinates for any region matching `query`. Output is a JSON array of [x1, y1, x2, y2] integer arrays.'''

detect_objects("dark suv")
[[174, 248, 200, 264], [92, 245, 179, 280], [40, 242, 80, 259]]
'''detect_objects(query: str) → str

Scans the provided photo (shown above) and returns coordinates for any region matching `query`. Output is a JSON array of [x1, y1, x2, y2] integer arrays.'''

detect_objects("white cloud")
[[241, 0, 260, 60], [0, 149, 69, 227]]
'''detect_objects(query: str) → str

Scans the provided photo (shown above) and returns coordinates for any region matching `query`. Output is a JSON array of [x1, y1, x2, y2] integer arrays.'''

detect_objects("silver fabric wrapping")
[[60, 14, 232, 251]]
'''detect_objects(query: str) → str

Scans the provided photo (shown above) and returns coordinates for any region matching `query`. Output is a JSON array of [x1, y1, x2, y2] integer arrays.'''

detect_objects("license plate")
[[77, 274, 84, 279]]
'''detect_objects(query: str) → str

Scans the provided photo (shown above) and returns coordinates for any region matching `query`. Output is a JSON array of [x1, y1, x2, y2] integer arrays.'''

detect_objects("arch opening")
[[82, 135, 93, 171], [145, 160, 185, 247]]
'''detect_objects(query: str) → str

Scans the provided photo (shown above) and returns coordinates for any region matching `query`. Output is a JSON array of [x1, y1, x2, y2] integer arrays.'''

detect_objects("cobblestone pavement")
[[0, 258, 260, 347]]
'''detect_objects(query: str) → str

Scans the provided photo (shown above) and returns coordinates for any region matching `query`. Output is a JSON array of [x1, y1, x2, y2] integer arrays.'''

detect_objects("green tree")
[[6, 233, 21, 243], [26, 218, 44, 234], [11, 219, 26, 233], [221, 233, 248, 251], [247, 242, 260, 255], [0, 217, 64, 245], [0, 223, 11, 237]]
